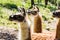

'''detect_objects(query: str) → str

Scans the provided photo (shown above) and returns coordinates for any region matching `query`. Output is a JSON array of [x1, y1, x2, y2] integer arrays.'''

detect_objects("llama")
[[9, 7, 31, 40], [27, 5, 55, 40], [27, 5, 42, 33], [53, 8, 60, 40]]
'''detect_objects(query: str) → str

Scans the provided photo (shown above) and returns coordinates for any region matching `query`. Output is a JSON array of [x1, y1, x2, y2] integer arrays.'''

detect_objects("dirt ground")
[[31, 30, 56, 40], [0, 26, 18, 40]]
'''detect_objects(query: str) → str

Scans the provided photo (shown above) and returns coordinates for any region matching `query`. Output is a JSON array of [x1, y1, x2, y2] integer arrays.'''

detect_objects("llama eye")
[[31, 11, 37, 15], [34, 11, 37, 13]]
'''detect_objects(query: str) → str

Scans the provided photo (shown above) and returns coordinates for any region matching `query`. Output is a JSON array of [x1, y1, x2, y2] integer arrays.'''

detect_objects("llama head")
[[9, 7, 26, 22], [53, 10, 60, 18], [17, 7, 26, 17], [27, 5, 39, 15]]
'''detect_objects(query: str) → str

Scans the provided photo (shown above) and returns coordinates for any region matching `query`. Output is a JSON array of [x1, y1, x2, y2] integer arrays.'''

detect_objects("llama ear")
[[32, 5, 39, 12], [36, 6, 39, 12], [17, 6, 21, 12], [22, 8, 26, 17]]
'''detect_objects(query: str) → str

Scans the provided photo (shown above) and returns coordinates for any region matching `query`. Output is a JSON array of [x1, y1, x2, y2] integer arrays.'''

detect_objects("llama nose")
[[53, 12, 56, 15], [52, 12, 59, 17]]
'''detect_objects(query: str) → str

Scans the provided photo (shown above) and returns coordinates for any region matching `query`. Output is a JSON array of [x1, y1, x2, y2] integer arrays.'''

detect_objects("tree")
[[31, 0, 34, 6], [45, 0, 49, 7], [38, 0, 41, 5], [29, 0, 34, 9], [49, 0, 57, 5]]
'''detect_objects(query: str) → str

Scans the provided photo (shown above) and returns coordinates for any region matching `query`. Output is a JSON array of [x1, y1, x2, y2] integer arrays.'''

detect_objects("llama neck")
[[33, 14, 42, 33], [55, 19, 60, 39], [18, 21, 31, 40]]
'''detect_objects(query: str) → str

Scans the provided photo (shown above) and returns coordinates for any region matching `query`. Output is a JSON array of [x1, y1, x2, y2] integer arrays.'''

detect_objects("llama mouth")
[[52, 14, 60, 18]]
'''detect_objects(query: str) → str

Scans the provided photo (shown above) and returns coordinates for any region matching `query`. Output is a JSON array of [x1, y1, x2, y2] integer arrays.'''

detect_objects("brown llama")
[[53, 8, 60, 40], [27, 5, 55, 40], [9, 7, 31, 40], [27, 5, 42, 33]]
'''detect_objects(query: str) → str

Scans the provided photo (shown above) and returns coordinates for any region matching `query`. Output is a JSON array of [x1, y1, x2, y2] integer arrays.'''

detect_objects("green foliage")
[[0, 0, 31, 29]]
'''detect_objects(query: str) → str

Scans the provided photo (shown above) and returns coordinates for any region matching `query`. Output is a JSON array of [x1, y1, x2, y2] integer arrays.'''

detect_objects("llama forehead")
[[32, 7, 38, 11], [15, 12, 24, 16], [27, 6, 39, 15], [28, 10, 38, 15], [16, 12, 21, 15], [32, 6, 39, 12], [31, 6, 39, 15]]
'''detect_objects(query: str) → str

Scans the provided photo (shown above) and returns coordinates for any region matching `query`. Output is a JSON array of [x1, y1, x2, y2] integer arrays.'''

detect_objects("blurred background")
[[0, 0, 60, 30]]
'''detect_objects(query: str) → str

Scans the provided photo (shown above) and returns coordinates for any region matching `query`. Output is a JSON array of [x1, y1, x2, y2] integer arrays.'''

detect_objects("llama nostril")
[[52, 11, 57, 17], [53, 12, 56, 15]]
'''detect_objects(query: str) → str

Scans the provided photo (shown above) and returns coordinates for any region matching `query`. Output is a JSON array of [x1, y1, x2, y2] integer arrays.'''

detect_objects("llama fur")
[[53, 9, 60, 40], [9, 7, 31, 40], [27, 6, 42, 33]]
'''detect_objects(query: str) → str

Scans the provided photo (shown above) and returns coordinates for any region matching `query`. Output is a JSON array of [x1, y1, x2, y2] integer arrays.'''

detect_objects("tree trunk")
[[45, 0, 49, 7], [31, 0, 34, 6]]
